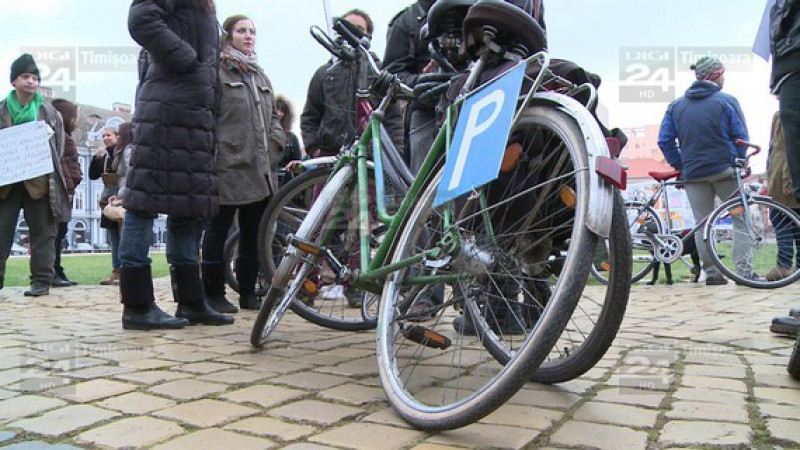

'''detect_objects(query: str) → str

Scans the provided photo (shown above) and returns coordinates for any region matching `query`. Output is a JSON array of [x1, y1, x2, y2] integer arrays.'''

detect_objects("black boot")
[[120, 266, 188, 330], [202, 263, 238, 314], [172, 264, 234, 325], [236, 259, 262, 310]]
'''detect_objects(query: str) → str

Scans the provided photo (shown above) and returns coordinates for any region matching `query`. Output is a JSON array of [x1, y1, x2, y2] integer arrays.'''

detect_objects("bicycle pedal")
[[401, 325, 451, 350]]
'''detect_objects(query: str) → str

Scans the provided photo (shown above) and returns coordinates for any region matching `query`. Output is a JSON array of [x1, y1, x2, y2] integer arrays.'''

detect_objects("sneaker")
[[99, 269, 120, 286], [705, 275, 728, 286], [405, 297, 438, 322], [452, 314, 478, 336], [24, 282, 49, 297], [766, 266, 793, 282], [345, 288, 363, 308], [452, 306, 528, 336], [770, 315, 800, 336], [734, 272, 761, 286]]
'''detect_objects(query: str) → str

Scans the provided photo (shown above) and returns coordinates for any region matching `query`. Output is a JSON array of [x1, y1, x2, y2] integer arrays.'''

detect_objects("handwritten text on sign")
[[0, 121, 54, 187]]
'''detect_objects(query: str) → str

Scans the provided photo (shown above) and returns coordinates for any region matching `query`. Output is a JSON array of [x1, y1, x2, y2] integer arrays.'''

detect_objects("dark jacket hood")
[[685, 80, 721, 99]]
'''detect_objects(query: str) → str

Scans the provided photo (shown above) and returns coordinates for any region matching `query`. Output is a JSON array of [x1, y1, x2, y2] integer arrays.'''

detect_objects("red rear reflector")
[[596, 156, 627, 190]]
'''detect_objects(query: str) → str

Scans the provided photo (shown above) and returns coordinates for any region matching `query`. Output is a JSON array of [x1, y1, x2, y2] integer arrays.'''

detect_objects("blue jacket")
[[657, 81, 749, 181]]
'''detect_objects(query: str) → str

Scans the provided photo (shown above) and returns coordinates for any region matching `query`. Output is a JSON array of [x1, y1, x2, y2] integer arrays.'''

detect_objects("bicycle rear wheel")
[[706, 197, 800, 288], [592, 201, 661, 285], [531, 190, 630, 383], [376, 106, 596, 430], [251, 166, 359, 348]]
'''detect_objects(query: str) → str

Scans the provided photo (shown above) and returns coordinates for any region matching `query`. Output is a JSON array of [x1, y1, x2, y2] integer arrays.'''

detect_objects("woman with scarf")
[[200, 14, 286, 313]]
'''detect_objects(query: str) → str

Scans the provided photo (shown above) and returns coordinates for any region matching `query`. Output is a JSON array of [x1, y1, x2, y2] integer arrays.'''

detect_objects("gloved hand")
[[413, 72, 454, 109]]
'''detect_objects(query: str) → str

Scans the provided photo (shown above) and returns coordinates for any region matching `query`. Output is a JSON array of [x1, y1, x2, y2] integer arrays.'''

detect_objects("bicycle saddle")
[[648, 169, 681, 182], [463, 0, 547, 59], [427, 0, 478, 39]]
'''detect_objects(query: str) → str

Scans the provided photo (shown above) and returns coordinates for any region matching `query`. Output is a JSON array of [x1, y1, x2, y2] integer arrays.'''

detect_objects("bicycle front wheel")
[[376, 105, 597, 430], [223, 229, 240, 293], [706, 197, 800, 288], [251, 166, 357, 348]]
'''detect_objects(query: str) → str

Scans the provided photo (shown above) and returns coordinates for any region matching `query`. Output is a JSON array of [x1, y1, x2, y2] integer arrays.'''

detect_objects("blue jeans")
[[107, 227, 121, 270], [772, 207, 800, 269], [119, 210, 202, 268]]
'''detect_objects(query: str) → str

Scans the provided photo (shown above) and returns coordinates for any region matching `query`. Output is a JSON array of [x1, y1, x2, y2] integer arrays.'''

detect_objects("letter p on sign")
[[434, 63, 526, 207]]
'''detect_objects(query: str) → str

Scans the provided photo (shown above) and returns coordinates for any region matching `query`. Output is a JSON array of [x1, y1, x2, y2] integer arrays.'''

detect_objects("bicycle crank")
[[652, 234, 683, 264]]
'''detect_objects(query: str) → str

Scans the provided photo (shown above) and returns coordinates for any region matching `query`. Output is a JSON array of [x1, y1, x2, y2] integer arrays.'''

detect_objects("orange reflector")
[[559, 185, 576, 209], [729, 206, 745, 216], [303, 278, 318, 295], [296, 241, 321, 256], [500, 142, 522, 172]]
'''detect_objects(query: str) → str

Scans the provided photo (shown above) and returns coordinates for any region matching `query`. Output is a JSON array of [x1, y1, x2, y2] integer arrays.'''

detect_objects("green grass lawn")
[[4, 253, 171, 287]]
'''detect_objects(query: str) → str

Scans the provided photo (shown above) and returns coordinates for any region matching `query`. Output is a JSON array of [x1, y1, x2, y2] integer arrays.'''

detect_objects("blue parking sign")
[[434, 63, 526, 207]]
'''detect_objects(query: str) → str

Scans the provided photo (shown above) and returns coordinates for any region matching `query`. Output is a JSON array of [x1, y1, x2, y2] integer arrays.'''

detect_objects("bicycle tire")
[[251, 166, 357, 348], [706, 197, 800, 289], [223, 229, 241, 293], [788, 333, 800, 380], [466, 126, 631, 383], [530, 190, 630, 382], [376, 106, 597, 430]]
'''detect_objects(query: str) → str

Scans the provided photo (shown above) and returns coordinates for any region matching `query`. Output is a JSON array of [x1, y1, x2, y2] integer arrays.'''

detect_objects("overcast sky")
[[0, 1, 775, 168]]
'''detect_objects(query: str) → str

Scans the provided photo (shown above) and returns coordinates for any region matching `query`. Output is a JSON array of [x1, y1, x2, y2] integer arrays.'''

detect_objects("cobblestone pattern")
[[0, 280, 797, 449]]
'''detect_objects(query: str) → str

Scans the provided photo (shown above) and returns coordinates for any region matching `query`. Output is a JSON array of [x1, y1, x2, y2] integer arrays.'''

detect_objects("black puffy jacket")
[[383, 0, 546, 89], [771, 0, 800, 89], [125, 0, 219, 218]]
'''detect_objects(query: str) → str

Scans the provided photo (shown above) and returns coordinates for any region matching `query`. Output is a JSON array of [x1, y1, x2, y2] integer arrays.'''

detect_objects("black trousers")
[[201, 198, 269, 293], [780, 72, 800, 202], [54, 222, 68, 279]]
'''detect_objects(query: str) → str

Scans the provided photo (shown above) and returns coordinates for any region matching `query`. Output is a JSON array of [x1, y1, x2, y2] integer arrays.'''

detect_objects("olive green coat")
[[767, 111, 800, 208], [215, 65, 286, 206]]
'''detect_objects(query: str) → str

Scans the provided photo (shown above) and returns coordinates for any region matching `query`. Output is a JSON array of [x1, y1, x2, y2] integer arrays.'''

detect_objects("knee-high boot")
[[202, 263, 238, 314], [236, 259, 262, 310], [172, 264, 234, 326], [120, 266, 188, 330]]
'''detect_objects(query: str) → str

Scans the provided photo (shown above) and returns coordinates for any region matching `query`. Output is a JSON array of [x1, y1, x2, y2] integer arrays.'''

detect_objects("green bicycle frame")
[[336, 100, 475, 292]]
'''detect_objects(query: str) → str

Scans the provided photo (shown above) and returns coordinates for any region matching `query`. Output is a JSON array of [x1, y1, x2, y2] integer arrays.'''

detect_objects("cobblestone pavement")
[[0, 279, 798, 449]]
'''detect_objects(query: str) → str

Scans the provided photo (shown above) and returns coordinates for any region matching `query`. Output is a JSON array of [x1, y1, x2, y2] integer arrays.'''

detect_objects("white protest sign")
[[0, 121, 54, 187]]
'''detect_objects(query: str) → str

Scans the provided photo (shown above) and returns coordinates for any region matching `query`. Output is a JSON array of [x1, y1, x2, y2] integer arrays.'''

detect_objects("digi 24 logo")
[[20, 47, 77, 101], [619, 47, 675, 103]]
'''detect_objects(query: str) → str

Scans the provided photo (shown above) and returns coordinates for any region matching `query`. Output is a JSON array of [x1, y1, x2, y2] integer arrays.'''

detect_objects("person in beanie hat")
[[691, 56, 725, 83], [657, 57, 753, 285], [0, 54, 70, 296], [9, 54, 40, 83]]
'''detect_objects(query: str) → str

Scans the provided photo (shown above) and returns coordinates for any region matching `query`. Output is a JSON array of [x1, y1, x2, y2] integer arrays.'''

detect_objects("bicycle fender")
[[298, 156, 375, 171], [530, 92, 613, 238]]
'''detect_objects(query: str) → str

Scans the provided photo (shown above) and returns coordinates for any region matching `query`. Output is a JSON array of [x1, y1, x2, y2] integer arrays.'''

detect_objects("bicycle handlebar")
[[733, 139, 761, 171], [309, 22, 413, 101]]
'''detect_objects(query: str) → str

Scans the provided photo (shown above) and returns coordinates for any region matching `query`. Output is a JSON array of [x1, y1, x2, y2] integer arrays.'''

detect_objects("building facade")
[[13, 103, 167, 252]]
